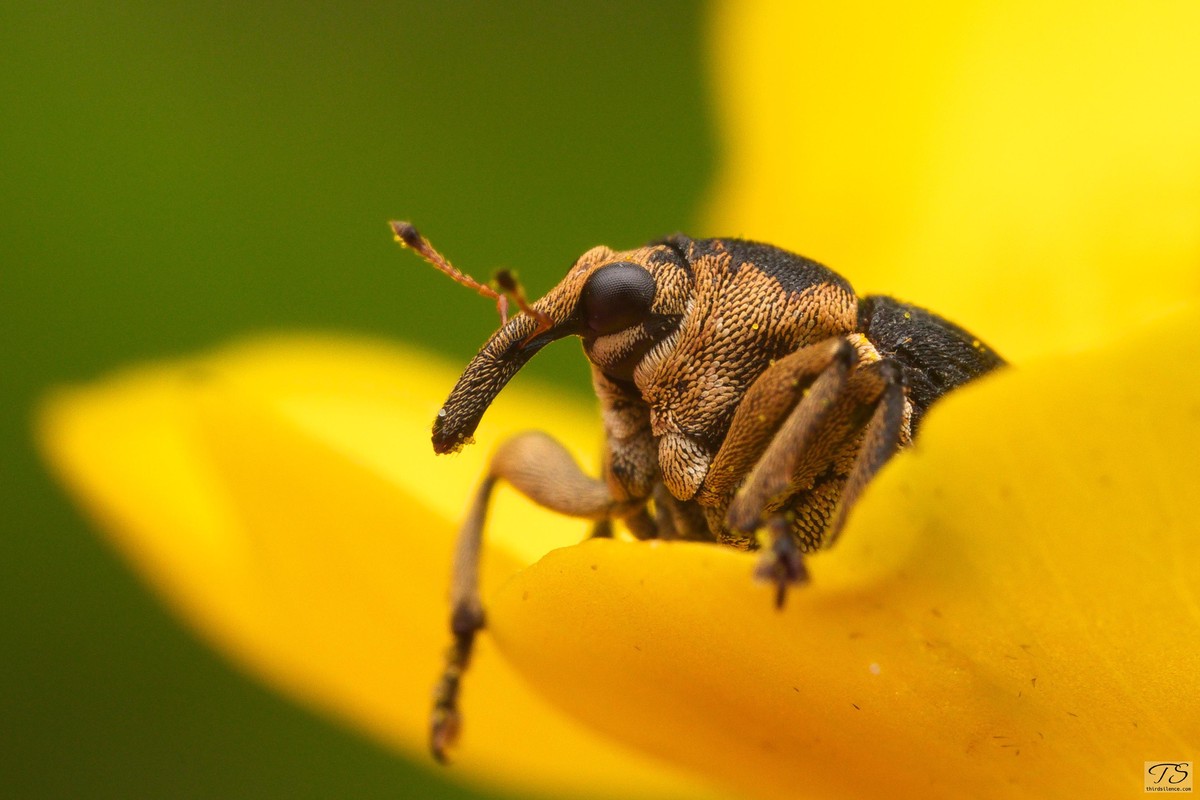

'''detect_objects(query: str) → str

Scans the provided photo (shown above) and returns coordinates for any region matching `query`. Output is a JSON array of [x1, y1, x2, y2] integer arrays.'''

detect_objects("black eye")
[[581, 262, 656, 335]]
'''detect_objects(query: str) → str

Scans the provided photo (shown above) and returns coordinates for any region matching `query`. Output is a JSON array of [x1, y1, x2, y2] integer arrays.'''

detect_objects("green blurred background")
[[1, 3, 714, 798]]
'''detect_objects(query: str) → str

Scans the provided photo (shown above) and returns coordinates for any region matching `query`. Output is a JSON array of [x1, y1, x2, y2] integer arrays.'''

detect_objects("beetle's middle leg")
[[730, 356, 908, 605], [431, 430, 642, 762], [693, 335, 909, 605]]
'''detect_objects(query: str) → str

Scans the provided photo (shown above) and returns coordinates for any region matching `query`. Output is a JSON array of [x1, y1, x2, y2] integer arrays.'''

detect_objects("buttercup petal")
[[489, 306, 1200, 799], [36, 336, 725, 800]]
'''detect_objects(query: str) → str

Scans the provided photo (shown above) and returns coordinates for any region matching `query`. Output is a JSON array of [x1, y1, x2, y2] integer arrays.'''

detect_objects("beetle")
[[390, 221, 1005, 762]]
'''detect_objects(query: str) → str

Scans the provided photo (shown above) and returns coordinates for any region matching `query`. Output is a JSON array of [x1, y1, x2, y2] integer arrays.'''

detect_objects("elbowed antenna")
[[389, 220, 552, 338]]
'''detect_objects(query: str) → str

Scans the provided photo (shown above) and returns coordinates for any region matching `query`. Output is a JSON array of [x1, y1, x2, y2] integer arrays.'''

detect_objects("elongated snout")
[[432, 305, 581, 454]]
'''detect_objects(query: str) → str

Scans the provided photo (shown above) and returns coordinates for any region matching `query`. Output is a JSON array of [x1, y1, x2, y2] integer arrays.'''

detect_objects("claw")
[[429, 706, 461, 764], [754, 516, 809, 608], [428, 634, 471, 763]]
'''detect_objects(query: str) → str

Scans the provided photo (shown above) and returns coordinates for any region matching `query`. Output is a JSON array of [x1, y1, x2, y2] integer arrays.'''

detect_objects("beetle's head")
[[396, 225, 695, 454]]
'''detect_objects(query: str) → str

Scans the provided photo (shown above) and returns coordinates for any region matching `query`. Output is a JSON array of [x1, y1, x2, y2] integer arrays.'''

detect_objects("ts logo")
[[1145, 761, 1193, 792]]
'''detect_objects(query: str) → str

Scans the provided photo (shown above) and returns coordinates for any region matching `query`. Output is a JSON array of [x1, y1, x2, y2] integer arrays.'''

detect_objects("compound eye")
[[581, 261, 656, 335]]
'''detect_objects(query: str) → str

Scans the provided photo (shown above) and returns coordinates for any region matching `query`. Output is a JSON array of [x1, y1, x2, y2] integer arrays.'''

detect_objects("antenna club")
[[493, 269, 519, 293], [389, 220, 423, 250]]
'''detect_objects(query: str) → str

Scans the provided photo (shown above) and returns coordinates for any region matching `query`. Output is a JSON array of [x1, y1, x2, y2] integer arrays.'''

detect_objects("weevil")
[[390, 221, 1005, 762]]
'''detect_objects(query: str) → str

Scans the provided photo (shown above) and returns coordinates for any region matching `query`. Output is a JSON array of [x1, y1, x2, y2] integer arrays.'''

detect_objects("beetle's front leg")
[[431, 430, 641, 762]]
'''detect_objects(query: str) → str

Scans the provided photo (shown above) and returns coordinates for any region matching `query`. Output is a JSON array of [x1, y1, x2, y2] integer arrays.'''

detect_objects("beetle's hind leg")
[[430, 430, 639, 762], [825, 359, 907, 543]]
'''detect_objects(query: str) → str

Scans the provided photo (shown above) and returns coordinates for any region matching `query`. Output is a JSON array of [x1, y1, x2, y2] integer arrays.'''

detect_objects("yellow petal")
[[705, 0, 1200, 360], [36, 335, 725, 800], [488, 305, 1200, 799]]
